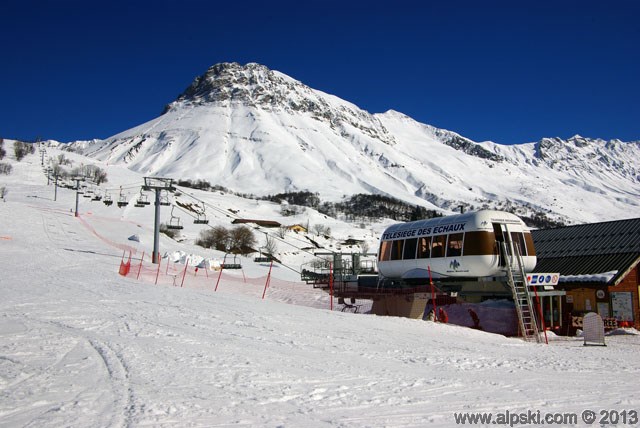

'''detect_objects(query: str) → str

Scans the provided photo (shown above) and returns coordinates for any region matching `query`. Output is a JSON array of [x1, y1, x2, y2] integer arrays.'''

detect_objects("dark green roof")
[[532, 217, 640, 285]]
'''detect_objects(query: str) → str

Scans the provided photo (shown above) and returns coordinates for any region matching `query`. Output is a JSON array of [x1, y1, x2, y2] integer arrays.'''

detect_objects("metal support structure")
[[153, 188, 161, 263], [142, 177, 175, 264], [73, 177, 84, 217]]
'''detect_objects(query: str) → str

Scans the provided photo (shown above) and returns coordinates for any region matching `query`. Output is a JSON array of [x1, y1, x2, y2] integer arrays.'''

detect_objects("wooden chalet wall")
[[608, 264, 640, 329]]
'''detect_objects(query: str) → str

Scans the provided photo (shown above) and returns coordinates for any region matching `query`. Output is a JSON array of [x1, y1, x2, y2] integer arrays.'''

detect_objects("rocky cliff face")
[[532, 135, 639, 181], [163, 62, 397, 146]]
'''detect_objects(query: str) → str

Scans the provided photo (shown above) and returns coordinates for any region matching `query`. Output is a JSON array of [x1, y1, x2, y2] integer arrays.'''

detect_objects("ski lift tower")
[[143, 177, 176, 264]]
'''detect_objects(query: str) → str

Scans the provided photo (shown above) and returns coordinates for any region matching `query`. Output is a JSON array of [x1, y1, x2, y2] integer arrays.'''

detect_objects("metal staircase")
[[501, 240, 541, 343]]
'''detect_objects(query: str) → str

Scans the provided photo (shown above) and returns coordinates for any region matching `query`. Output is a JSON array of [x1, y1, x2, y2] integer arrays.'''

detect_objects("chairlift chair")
[[159, 190, 171, 206], [166, 206, 184, 230], [194, 213, 209, 225], [221, 254, 242, 269], [167, 217, 183, 230], [135, 190, 151, 207], [193, 202, 209, 224], [103, 194, 113, 206], [117, 193, 128, 207]]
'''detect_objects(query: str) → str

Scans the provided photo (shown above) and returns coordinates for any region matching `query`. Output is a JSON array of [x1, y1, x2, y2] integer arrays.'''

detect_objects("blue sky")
[[1, 0, 638, 145]]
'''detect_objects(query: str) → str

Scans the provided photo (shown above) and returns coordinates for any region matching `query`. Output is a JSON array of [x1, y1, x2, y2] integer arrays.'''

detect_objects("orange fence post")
[[180, 259, 189, 288], [155, 256, 162, 285], [137, 251, 145, 280], [215, 261, 225, 292], [124, 251, 132, 275], [533, 286, 549, 344], [428, 265, 437, 321], [262, 260, 273, 300]]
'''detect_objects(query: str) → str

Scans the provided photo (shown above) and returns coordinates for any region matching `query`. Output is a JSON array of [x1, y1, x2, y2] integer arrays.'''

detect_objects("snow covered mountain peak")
[[74, 62, 640, 224], [165, 62, 289, 110], [162, 62, 397, 146]]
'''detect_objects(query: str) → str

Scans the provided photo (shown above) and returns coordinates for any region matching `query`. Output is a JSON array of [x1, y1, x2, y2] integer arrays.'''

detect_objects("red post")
[[215, 256, 226, 291], [533, 285, 548, 344], [125, 251, 132, 275], [155, 256, 162, 285], [180, 259, 189, 288], [428, 265, 437, 322], [136, 251, 145, 280], [262, 260, 273, 299]]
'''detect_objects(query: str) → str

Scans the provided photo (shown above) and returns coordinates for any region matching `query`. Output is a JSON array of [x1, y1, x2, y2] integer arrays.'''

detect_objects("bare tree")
[[263, 234, 278, 257], [312, 223, 325, 236], [196, 226, 229, 251], [0, 163, 12, 175], [14, 141, 34, 161], [277, 225, 288, 239], [229, 226, 256, 255]]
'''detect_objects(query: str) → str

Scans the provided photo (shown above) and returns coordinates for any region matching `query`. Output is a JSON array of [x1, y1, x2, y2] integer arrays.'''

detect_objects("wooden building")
[[532, 217, 640, 334], [287, 224, 308, 233], [231, 219, 282, 228]]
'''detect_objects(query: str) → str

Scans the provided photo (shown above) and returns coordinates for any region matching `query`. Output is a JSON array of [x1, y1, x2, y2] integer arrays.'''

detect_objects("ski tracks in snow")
[[0, 315, 137, 428]]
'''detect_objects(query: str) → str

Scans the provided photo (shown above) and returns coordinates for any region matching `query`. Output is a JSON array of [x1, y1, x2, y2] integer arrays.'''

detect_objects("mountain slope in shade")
[[77, 62, 640, 224]]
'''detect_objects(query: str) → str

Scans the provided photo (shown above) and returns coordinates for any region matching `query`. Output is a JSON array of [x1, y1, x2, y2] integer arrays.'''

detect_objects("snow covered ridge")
[[67, 62, 640, 224]]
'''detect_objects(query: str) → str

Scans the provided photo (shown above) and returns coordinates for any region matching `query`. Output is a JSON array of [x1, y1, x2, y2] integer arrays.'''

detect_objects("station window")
[[446, 233, 464, 257], [524, 232, 536, 256], [431, 235, 447, 258], [463, 231, 497, 256], [403, 238, 418, 260], [417, 236, 431, 259], [511, 232, 527, 256], [378, 241, 391, 261], [390, 240, 404, 260]]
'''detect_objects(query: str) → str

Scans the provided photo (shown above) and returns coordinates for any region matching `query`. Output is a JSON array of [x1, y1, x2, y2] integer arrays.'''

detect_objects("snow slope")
[[2, 136, 640, 426]]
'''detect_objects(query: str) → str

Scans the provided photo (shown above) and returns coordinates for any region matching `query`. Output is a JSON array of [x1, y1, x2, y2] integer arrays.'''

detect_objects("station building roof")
[[531, 217, 640, 286]]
